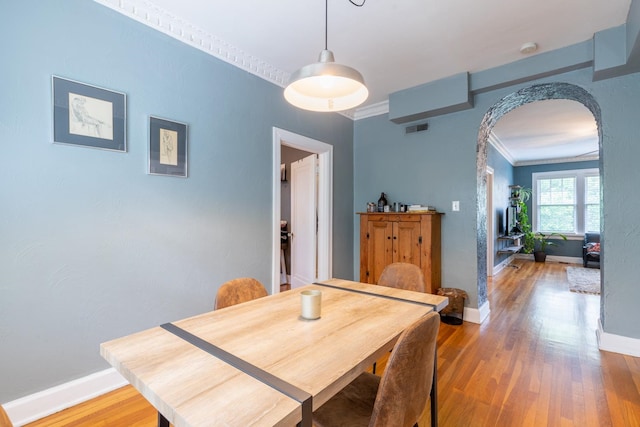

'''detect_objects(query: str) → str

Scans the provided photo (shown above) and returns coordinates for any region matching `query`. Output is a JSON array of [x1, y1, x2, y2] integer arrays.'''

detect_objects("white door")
[[290, 154, 318, 288]]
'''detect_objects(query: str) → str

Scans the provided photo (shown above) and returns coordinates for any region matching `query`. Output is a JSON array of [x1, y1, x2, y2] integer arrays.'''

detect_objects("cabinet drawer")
[[363, 213, 421, 222]]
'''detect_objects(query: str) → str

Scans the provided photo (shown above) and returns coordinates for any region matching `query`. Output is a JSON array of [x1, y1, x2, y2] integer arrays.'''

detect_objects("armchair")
[[583, 232, 600, 268]]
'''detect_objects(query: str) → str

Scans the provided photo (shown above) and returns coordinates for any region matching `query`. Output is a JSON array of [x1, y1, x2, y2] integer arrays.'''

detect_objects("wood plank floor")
[[24, 260, 640, 426]]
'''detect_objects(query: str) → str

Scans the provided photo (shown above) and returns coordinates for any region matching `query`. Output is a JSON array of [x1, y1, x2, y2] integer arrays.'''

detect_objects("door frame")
[[486, 167, 494, 277], [272, 127, 333, 295]]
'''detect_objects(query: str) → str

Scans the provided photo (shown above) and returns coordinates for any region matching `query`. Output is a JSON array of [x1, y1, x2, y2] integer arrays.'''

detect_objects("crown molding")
[[514, 155, 599, 166], [487, 131, 597, 166], [353, 100, 390, 120], [91, 0, 621, 131], [488, 131, 516, 165], [93, 0, 290, 88], [94, 0, 387, 122]]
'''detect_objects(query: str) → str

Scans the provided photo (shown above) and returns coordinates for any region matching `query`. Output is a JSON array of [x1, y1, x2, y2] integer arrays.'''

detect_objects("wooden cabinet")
[[359, 212, 442, 293]]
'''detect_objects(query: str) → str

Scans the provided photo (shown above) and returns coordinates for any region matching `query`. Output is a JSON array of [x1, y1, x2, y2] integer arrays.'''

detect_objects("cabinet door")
[[393, 221, 421, 266], [366, 221, 393, 283]]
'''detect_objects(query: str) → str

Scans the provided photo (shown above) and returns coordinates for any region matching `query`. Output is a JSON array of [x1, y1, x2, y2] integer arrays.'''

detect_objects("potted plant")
[[514, 188, 535, 254], [532, 232, 568, 262]]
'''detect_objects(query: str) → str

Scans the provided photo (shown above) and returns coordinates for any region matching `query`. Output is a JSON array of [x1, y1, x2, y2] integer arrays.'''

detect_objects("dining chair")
[[313, 310, 440, 427], [377, 262, 425, 293], [0, 405, 12, 427], [373, 262, 426, 373], [214, 277, 268, 310]]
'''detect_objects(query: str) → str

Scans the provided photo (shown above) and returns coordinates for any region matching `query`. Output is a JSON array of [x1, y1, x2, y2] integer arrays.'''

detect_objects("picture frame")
[[148, 116, 188, 178], [52, 76, 126, 152]]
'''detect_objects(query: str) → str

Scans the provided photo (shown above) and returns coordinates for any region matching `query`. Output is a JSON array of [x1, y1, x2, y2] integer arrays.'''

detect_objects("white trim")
[[493, 254, 517, 275], [272, 128, 333, 295], [488, 131, 599, 166], [3, 368, 127, 426], [93, 0, 365, 121], [515, 253, 582, 265], [547, 255, 582, 264], [486, 167, 494, 277], [463, 300, 491, 324], [532, 168, 599, 235], [515, 155, 599, 167], [93, 0, 289, 87], [488, 132, 516, 165], [352, 100, 389, 120], [597, 318, 640, 357]]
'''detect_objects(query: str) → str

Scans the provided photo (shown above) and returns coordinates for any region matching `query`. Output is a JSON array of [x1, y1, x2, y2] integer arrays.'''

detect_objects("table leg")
[[158, 412, 170, 427], [430, 348, 438, 427]]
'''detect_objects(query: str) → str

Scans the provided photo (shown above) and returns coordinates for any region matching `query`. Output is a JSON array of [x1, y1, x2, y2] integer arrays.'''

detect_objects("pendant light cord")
[[326, 0, 365, 49], [325, 0, 328, 50]]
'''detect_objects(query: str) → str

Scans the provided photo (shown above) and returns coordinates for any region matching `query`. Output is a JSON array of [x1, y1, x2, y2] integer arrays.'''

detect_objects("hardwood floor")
[[25, 260, 640, 426], [422, 260, 640, 427]]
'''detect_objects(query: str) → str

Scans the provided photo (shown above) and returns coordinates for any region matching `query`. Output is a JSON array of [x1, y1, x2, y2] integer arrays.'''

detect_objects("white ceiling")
[[97, 0, 629, 163], [491, 99, 599, 165]]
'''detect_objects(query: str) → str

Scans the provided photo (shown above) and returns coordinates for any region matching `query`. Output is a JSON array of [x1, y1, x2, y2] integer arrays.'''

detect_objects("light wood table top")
[[101, 279, 448, 427]]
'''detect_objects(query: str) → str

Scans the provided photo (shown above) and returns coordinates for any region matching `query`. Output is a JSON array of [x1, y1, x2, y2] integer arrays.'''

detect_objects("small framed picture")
[[52, 76, 126, 151], [148, 116, 188, 177]]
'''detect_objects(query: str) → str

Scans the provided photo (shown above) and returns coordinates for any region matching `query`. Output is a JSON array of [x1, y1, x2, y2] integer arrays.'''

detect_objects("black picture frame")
[[52, 76, 126, 151], [148, 116, 188, 177]]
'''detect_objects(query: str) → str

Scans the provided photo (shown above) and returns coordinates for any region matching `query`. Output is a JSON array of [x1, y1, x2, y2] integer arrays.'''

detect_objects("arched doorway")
[[475, 82, 603, 312]]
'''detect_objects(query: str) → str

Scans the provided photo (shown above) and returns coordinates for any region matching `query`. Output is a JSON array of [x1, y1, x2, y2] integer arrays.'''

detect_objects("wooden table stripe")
[[160, 322, 312, 427], [313, 282, 438, 308]]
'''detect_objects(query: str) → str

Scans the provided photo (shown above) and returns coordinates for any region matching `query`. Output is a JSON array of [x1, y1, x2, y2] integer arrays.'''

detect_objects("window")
[[584, 175, 600, 233], [532, 168, 599, 235]]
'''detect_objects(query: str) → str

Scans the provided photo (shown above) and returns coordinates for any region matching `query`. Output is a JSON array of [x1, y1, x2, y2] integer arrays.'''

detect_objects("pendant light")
[[284, 0, 368, 112]]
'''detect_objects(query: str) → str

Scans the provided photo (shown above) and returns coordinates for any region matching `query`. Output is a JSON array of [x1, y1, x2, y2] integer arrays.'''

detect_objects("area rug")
[[566, 266, 601, 295]]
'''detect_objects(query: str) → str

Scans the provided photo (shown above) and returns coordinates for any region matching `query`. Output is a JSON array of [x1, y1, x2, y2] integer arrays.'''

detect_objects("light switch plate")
[[452, 201, 460, 211]]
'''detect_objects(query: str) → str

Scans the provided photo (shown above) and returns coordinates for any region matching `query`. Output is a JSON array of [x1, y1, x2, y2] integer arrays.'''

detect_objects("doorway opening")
[[476, 82, 603, 320], [272, 127, 333, 295]]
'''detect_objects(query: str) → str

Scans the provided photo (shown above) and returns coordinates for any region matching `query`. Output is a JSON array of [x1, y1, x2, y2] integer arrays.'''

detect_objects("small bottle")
[[377, 192, 387, 212]]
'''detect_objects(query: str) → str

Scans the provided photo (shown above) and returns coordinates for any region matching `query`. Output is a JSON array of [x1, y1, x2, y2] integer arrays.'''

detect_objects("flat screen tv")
[[506, 206, 519, 235]]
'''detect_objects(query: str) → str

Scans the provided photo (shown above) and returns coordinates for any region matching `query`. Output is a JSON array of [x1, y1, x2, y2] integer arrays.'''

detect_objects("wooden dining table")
[[101, 278, 448, 426]]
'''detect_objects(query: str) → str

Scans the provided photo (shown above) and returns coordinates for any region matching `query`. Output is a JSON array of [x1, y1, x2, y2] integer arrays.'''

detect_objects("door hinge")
[[419, 236, 423, 244], [366, 232, 369, 239]]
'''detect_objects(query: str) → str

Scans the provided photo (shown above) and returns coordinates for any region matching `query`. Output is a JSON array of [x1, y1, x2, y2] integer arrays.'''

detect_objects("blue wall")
[[3, 0, 640, 409], [0, 1, 355, 402], [487, 144, 514, 266], [354, 67, 640, 341]]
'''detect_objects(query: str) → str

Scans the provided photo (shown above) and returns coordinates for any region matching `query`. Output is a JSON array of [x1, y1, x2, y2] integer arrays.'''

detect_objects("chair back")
[[370, 311, 440, 427], [378, 262, 425, 293], [0, 405, 12, 427], [214, 277, 268, 309], [585, 232, 600, 244]]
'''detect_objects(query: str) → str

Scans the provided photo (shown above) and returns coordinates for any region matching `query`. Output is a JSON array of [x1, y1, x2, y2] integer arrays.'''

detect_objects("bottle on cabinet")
[[377, 192, 388, 212]]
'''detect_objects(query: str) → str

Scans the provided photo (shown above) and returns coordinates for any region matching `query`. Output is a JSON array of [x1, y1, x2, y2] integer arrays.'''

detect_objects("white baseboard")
[[463, 300, 491, 324], [597, 318, 640, 357], [515, 253, 582, 264], [547, 255, 582, 264], [4, 368, 128, 426], [493, 255, 516, 275]]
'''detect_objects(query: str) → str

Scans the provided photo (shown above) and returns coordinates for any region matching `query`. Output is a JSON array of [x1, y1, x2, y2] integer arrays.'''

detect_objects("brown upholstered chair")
[[378, 262, 425, 293], [373, 262, 427, 374], [313, 311, 440, 427], [214, 277, 268, 310], [0, 405, 12, 427]]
